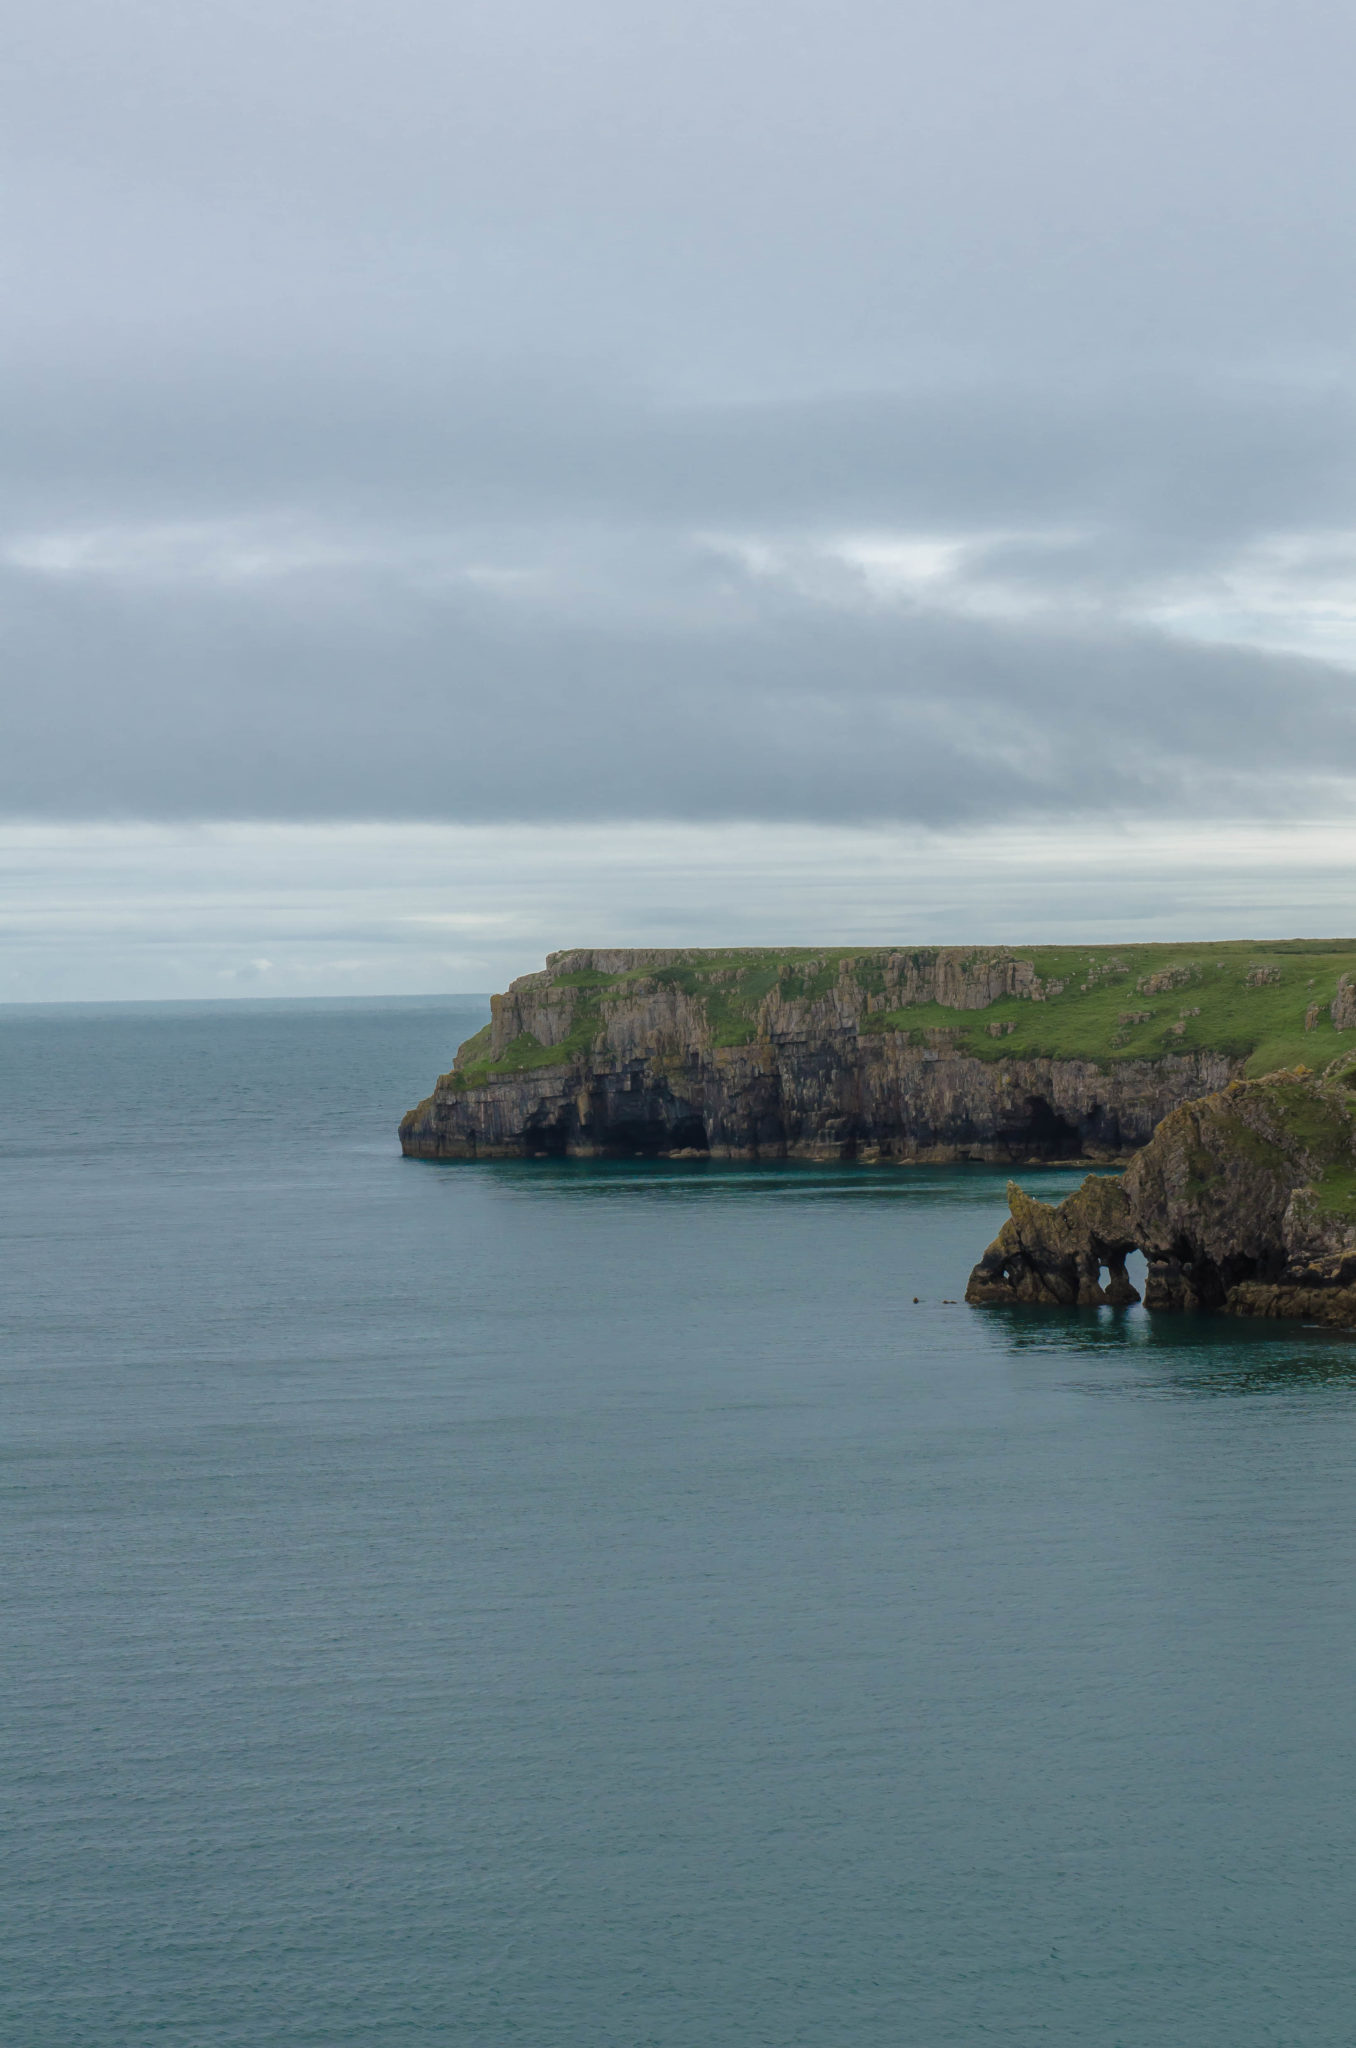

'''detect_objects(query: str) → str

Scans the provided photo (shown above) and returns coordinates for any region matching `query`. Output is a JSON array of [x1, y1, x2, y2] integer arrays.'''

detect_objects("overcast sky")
[[7, 0, 1356, 993]]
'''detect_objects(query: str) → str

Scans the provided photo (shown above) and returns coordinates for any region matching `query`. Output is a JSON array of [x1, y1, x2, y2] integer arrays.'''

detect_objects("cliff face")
[[966, 1060, 1356, 1322], [963, 1175, 1143, 1307], [400, 945, 1251, 1163]]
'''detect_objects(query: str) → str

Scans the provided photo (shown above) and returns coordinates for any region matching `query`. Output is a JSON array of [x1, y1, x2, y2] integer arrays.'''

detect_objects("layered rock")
[[963, 1176, 1141, 1306], [966, 1060, 1356, 1324], [400, 946, 1241, 1163]]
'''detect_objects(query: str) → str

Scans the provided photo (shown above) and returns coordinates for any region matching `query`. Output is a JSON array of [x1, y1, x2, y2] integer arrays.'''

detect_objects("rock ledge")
[[966, 1061, 1356, 1323]]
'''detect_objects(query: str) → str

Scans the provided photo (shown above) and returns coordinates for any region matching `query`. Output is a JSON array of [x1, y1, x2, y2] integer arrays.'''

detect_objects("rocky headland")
[[400, 941, 1356, 1164], [965, 1059, 1356, 1323]]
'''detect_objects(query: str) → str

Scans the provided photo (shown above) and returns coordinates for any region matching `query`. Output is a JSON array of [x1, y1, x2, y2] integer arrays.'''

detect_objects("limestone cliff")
[[395, 942, 1333, 1163], [966, 1058, 1356, 1323], [963, 1175, 1143, 1306]]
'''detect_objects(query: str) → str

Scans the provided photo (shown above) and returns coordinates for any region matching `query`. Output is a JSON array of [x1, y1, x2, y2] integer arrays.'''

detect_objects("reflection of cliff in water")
[[991, 1292, 1356, 1394]]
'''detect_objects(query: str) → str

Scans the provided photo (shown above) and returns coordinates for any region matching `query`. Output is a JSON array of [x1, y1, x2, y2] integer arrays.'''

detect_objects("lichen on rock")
[[966, 1058, 1356, 1324], [964, 1175, 1140, 1306], [1332, 976, 1356, 1031]]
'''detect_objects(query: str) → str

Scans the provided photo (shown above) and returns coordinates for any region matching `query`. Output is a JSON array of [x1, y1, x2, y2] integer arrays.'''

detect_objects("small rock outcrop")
[[964, 1176, 1141, 1306], [966, 1061, 1356, 1324]]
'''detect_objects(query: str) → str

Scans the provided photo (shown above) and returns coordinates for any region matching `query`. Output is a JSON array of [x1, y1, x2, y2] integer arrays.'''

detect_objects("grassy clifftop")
[[450, 940, 1356, 1088]]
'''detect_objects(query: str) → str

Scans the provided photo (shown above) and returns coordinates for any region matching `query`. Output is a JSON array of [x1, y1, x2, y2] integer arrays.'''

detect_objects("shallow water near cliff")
[[6, 996, 1356, 2047]]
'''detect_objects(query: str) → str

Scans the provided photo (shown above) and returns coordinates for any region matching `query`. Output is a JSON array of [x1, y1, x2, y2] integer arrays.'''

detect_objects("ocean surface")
[[5, 996, 1356, 2047]]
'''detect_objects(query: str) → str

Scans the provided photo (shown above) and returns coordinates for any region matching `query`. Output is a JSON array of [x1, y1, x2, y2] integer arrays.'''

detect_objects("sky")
[[7, 0, 1356, 997]]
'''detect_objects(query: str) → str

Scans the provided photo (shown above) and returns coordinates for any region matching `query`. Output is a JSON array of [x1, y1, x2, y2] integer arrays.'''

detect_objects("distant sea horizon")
[[0, 989, 492, 1013]]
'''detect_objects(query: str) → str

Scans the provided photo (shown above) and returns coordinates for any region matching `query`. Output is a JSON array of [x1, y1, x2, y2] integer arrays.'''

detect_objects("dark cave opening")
[[665, 1115, 709, 1152], [1011, 1094, 1086, 1159], [521, 1122, 569, 1157], [597, 1120, 672, 1157]]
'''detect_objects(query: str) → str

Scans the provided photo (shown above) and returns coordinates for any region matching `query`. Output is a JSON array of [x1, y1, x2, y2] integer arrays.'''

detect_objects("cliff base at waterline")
[[966, 1059, 1356, 1323], [401, 942, 1356, 1164]]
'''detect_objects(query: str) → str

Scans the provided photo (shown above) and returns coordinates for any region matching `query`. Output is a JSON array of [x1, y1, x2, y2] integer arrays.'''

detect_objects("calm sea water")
[[5, 997, 1356, 2047]]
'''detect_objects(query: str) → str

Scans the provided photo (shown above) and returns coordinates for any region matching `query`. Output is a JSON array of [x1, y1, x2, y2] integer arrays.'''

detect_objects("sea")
[[5, 994, 1356, 2047]]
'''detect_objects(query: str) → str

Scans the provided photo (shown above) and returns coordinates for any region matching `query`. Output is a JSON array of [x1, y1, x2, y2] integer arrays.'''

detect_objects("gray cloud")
[[11, 0, 1356, 382], [5, 363, 1354, 543], [6, 0, 1356, 832], [5, 534, 1356, 824]]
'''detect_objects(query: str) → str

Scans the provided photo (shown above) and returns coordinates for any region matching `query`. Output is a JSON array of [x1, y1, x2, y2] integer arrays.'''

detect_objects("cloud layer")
[[8, 817, 1356, 1004], [6, 0, 1356, 836]]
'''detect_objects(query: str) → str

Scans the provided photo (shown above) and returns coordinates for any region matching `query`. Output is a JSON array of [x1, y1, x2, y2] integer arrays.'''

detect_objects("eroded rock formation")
[[963, 1176, 1141, 1306], [966, 1062, 1356, 1324]]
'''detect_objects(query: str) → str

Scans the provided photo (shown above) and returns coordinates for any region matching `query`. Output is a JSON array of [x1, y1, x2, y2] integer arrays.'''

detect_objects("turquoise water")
[[5, 997, 1356, 2046]]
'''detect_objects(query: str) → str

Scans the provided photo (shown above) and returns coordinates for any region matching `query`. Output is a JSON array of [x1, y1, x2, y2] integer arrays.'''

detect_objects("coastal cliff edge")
[[400, 942, 1356, 1164]]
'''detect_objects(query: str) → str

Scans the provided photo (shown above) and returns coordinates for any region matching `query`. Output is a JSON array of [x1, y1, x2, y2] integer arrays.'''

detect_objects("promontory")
[[400, 941, 1356, 1163], [965, 1058, 1356, 1323]]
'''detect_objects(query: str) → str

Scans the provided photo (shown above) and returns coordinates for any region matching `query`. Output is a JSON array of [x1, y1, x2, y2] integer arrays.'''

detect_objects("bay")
[[4, 997, 1356, 2046]]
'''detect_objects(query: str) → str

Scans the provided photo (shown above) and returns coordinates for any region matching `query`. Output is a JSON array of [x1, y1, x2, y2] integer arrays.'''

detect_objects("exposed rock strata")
[[966, 1062, 1356, 1324], [401, 947, 1241, 1163], [964, 1176, 1141, 1306]]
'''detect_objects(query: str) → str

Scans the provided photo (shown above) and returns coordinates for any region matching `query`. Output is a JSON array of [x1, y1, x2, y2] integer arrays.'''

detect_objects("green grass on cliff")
[[449, 940, 1356, 1086], [447, 1015, 599, 1091], [1184, 1069, 1356, 1223]]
